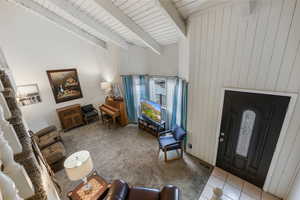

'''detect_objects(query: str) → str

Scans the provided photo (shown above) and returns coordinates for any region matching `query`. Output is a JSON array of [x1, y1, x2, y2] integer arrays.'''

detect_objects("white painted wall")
[[146, 43, 178, 76], [120, 43, 179, 76], [288, 169, 300, 200], [0, 0, 121, 131], [178, 37, 189, 80], [183, 0, 300, 198], [120, 45, 148, 75]]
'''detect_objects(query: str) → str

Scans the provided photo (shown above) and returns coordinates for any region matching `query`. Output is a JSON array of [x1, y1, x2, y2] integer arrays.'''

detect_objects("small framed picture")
[[16, 84, 42, 106]]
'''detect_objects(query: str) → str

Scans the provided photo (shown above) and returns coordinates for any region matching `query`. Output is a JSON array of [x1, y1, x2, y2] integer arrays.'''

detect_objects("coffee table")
[[67, 172, 109, 200]]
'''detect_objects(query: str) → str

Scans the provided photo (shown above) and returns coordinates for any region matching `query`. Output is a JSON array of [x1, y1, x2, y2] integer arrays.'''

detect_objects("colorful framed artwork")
[[47, 68, 83, 103]]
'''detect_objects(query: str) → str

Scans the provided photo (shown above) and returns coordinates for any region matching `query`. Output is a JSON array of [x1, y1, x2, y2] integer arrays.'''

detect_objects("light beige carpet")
[[55, 122, 210, 200]]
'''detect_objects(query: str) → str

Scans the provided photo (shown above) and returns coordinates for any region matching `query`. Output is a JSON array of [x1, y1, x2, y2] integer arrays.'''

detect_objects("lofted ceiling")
[[172, 0, 212, 18], [8, 0, 222, 54], [111, 0, 179, 46]]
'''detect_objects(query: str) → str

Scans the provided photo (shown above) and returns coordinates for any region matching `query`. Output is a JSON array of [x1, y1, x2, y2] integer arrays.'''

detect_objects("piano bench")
[[102, 114, 114, 128]]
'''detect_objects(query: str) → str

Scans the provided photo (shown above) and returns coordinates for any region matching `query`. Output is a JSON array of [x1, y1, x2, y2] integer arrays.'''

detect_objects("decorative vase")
[[210, 187, 223, 200]]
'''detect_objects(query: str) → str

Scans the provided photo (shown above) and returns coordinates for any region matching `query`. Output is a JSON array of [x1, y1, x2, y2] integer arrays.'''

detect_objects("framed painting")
[[47, 68, 83, 103]]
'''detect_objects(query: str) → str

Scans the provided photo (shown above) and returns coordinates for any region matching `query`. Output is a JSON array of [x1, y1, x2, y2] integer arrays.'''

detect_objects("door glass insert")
[[236, 110, 256, 157]]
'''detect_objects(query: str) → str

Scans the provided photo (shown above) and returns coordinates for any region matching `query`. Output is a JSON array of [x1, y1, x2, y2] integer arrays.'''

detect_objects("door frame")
[[213, 87, 298, 191]]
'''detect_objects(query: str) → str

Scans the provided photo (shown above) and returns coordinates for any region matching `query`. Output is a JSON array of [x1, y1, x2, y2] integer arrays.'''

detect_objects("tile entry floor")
[[199, 167, 281, 200]]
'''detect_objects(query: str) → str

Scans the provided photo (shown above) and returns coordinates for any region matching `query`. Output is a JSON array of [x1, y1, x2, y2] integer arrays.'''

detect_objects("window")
[[151, 78, 167, 107], [148, 76, 182, 129], [236, 110, 256, 157]]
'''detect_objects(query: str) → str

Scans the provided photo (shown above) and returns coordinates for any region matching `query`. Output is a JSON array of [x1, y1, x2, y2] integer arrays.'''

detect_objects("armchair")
[[158, 126, 186, 162], [81, 104, 99, 124]]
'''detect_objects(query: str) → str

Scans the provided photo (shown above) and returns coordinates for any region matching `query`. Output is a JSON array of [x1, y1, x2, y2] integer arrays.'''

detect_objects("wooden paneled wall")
[[185, 0, 300, 198]]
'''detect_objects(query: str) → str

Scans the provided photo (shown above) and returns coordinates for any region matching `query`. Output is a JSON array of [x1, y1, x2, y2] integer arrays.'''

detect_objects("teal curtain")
[[122, 75, 188, 128], [122, 75, 136, 122], [139, 75, 149, 100], [165, 78, 177, 130], [171, 78, 179, 128], [181, 80, 188, 131]]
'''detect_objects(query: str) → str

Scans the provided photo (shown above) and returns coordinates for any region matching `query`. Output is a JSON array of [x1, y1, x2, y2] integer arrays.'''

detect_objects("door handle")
[[219, 138, 224, 143], [220, 132, 225, 136]]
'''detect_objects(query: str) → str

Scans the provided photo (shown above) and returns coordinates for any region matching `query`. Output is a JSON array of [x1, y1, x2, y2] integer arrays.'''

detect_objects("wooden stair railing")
[[0, 48, 57, 200]]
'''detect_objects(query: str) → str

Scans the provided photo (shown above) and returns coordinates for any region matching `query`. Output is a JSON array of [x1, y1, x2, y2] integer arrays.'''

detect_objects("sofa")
[[33, 125, 66, 172], [105, 180, 180, 200]]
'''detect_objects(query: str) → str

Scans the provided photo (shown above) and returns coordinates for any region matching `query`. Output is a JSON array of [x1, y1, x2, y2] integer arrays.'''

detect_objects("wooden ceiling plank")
[[49, 0, 128, 49], [156, 0, 187, 37], [94, 0, 162, 55], [132, 9, 159, 21], [124, 1, 153, 18]]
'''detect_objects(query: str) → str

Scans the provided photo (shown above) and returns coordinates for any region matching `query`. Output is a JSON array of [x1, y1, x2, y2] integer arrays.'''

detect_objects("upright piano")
[[99, 97, 128, 126]]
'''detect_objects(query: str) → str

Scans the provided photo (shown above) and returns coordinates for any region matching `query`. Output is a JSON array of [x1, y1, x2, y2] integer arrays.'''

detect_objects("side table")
[[67, 172, 109, 200]]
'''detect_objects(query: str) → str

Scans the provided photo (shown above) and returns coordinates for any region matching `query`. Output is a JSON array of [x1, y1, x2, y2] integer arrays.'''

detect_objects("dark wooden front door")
[[216, 91, 290, 187]]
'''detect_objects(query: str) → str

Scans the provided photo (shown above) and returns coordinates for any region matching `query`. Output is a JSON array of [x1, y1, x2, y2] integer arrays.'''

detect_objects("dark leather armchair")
[[106, 179, 180, 200], [158, 126, 186, 162], [81, 104, 99, 124]]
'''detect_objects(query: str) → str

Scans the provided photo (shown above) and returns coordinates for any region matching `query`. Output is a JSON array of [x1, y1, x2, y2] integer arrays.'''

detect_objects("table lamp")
[[64, 150, 94, 191], [100, 82, 112, 95]]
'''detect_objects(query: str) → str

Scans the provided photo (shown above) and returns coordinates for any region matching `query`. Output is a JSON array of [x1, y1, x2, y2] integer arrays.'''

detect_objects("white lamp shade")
[[64, 151, 93, 181], [101, 82, 111, 90]]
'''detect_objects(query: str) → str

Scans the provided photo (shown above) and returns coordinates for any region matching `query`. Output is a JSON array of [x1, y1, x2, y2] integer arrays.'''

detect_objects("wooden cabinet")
[[56, 104, 84, 131], [138, 116, 165, 137]]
